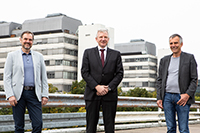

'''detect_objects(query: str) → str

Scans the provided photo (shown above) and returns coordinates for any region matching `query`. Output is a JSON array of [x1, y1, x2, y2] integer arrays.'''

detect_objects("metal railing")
[[0, 92, 200, 132]]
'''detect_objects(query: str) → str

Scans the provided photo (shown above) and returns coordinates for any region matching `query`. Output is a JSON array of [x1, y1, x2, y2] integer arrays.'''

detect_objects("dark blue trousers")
[[12, 89, 42, 133]]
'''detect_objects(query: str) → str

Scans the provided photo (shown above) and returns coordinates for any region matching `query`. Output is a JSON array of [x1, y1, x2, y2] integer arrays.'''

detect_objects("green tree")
[[48, 83, 58, 93], [0, 86, 4, 91], [70, 79, 86, 94], [126, 87, 153, 97]]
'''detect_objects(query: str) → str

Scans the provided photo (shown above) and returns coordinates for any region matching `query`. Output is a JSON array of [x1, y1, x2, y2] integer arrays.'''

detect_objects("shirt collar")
[[21, 49, 32, 55], [98, 46, 107, 51]]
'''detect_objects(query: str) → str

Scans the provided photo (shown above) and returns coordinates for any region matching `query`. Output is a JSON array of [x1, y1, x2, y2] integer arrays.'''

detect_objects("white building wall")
[[121, 54, 157, 92], [77, 24, 114, 81], [157, 48, 171, 65]]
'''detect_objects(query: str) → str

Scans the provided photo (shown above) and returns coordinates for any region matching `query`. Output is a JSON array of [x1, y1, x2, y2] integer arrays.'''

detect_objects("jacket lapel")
[[179, 52, 184, 69], [104, 47, 111, 67], [18, 49, 24, 74], [31, 50, 37, 83], [164, 55, 171, 79], [94, 47, 102, 67], [178, 52, 184, 78]]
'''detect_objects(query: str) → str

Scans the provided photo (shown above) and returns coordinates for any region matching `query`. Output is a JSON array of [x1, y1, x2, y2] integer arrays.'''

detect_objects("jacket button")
[[102, 74, 104, 76]]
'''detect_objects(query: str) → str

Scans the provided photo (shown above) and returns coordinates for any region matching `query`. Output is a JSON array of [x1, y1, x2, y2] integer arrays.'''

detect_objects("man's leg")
[[102, 100, 117, 133], [12, 91, 26, 133], [85, 100, 101, 133], [26, 90, 43, 133], [163, 93, 177, 133], [175, 94, 191, 133]]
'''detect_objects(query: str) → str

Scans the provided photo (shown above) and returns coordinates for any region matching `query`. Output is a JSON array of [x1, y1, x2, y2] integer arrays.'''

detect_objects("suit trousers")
[[12, 89, 43, 133], [85, 99, 117, 133]]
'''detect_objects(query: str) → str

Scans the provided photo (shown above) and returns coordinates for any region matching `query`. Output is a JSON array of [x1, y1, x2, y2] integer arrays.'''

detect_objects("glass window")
[[55, 60, 63, 65], [47, 72, 55, 79], [45, 60, 50, 66], [63, 72, 77, 80], [0, 73, 3, 80]]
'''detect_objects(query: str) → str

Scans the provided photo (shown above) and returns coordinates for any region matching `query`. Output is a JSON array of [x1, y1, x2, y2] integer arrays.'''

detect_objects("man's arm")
[[40, 54, 48, 99], [177, 54, 197, 106], [156, 58, 163, 101], [3, 53, 15, 100], [185, 54, 198, 97], [156, 58, 164, 109], [81, 50, 99, 90], [107, 52, 124, 91]]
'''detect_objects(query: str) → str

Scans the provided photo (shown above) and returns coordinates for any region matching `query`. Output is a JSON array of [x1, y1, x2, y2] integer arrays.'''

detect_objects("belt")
[[23, 86, 35, 90]]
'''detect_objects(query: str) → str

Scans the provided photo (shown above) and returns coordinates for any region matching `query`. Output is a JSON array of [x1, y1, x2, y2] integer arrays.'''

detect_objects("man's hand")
[[177, 94, 190, 106], [95, 85, 109, 96], [8, 96, 18, 106], [42, 97, 48, 105], [157, 100, 163, 109]]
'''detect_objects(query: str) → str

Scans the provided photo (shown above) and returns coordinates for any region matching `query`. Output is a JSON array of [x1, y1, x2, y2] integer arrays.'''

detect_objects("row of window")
[[0, 59, 78, 69], [124, 65, 157, 71], [45, 60, 77, 67], [124, 73, 157, 78], [0, 48, 78, 58], [35, 37, 78, 45], [122, 81, 156, 88], [47, 71, 77, 80], [37, 48, 78, 56], [0, 71, 77, 80], [0, 37, 78, 48], [124, 57, 157, 64]]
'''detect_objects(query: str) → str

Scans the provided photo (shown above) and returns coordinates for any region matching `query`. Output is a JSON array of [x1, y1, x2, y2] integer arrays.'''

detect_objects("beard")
[[22, 43, 32, 50]]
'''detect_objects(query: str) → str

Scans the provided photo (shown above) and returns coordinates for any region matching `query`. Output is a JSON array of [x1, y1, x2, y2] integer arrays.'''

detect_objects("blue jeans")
[[163, 93, 191, 133], [12, 89, 42, 133]]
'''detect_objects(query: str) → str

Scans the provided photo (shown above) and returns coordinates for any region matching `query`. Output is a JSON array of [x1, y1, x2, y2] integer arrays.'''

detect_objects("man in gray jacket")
[[156, 34, 198, 133], [4, 31, 48, 133]]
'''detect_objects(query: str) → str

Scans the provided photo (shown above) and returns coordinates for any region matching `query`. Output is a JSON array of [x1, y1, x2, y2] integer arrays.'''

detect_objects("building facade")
[[115, 39, 157, 91], [0, 13, 82, 92]]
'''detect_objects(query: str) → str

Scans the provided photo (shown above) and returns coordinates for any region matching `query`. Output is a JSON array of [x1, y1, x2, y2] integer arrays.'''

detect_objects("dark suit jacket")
[[81, 46, 124, 101], [156, 51, 198, 104]]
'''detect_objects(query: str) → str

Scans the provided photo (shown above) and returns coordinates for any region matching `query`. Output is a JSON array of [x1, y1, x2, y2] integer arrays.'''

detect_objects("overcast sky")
[[1, 0, 200, 75]]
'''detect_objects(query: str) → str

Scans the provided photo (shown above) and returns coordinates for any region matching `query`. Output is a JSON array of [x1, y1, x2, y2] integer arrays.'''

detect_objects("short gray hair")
[[96, 28, 109, 38], [169, 34, 183, 44]]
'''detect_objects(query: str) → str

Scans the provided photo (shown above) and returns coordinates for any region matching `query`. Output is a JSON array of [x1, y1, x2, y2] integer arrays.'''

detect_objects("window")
[[0, 63, 4, 68], [124, 58, 148, 63], [55, 60, 63, 65], [142, 82, 148, 87], [45, 60, 50, 66], [122, 82, 129, 87], [47, 72, 55, 79], [63, 72, 77, 80], [0, 73, 3, 80]]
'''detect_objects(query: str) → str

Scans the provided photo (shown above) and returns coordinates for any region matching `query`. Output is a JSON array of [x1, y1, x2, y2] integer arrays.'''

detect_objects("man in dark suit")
[[81, 28, 124, 133], [156, 34, 198, 133]]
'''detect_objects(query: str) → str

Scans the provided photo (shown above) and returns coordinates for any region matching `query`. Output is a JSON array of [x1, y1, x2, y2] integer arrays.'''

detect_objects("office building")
[[115, 39, 157, 91]]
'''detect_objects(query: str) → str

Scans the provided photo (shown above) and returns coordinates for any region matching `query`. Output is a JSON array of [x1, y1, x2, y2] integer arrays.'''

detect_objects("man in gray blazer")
[[4, 31, 48, 133], [156, 34, 198, 133]]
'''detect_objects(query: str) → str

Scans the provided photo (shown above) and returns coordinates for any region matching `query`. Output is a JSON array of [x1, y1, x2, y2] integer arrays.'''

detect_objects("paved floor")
[[98, 124, 200, 133]]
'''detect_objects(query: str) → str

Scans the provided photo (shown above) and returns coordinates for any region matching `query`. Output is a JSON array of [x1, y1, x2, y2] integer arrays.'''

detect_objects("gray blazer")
[[156, 51, 198, 104], [4, 49, 48, 101]]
